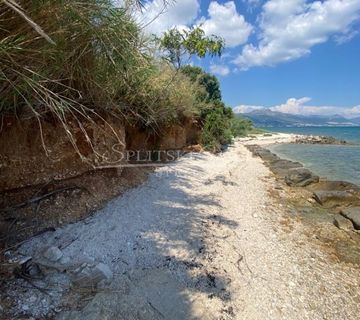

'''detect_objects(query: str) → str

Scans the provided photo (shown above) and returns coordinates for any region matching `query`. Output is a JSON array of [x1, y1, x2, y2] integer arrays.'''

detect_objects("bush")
[[230, 117, 254, 137], [201, 108, 232, 151], [0, 1, 211, 137], [0, 1, 144, 115]]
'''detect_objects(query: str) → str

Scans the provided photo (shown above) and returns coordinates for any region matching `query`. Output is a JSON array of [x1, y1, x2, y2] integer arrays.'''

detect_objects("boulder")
[[313, 191, 359, 207], [333, 214, 354, 231], [341, 207, 360, 230], [285, 168, 319, 187]]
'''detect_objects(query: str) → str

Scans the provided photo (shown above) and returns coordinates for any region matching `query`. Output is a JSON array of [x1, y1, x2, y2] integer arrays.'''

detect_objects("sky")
[[136, 0, 360, 117]]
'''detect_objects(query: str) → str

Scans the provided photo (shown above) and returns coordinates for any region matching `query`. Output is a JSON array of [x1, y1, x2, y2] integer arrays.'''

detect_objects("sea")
[[266, 127, 360, 185]]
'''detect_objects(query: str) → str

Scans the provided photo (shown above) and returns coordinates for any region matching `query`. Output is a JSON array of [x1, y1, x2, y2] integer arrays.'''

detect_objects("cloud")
[[243, 0, 263, 8], [234, 0, 360, 69], [233, 105, 265, 113], [270, 97, 312, 114], [198, 1, 253, 47], [234, 97, 360, 118], [210, 64, 231, 76], [137, 0, 200, 35]]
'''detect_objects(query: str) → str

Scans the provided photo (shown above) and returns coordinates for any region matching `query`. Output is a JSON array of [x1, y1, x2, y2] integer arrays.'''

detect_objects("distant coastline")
[[265, 126, 360, 144]]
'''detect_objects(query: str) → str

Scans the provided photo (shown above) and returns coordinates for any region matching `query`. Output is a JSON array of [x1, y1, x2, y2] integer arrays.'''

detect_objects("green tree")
[[181, 65, 222, 103], [158, 27, 224, 69]]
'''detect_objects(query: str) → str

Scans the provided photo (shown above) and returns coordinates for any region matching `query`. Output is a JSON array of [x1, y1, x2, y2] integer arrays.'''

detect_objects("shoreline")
[[249, 132, 360, 185], [2, 134, 360, 319], [244, 133, 360, 261]]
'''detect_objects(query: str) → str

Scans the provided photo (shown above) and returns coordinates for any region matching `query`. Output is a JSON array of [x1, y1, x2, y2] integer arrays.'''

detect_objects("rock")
[[269, 159, 303, 177], [309, 180, 360, 192], [341, 207, 360, 229], [93, 263, 113, 280], [295, 136, 350, 145], [256, 149, 280, 162], [309, 181, 360, 207], [313, 191, 358, 207], [285, 168, 319, 187], [333, 214, 354, 231], [21, 260, 43, 278], [307, 198, 316, 204], [43, 246, 63, 262], [72, 263, 113, 287]]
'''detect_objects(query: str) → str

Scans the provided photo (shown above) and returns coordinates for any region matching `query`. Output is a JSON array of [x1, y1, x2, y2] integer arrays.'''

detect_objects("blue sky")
[[138, 0, 360, 117]]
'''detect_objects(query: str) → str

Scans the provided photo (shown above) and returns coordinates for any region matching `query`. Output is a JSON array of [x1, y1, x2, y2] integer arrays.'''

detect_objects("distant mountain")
[[237, 109, 360, 127]]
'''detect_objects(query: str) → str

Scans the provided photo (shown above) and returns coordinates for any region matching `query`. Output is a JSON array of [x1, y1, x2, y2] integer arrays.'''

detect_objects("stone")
[[256, 149, 280, 162], [310, 180, 360, 192], [269, 159, 303, 177], [313, 191, 359, 207], [72, 263, 113, 287], [93, 263, 113, 280], [341, 207, 360, 230], [43, 246, 63, 262], [333, 214, 354, 231], [285, 168, 319, 187], [307, 198, 316, 204]]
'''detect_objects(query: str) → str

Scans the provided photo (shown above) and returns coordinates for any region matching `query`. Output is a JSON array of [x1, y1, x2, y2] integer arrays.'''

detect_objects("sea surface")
[[267, 127, 360, 185]]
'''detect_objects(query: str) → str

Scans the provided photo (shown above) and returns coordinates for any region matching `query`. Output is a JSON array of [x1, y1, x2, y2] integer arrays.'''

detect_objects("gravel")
[[5, 134, 360, 319]]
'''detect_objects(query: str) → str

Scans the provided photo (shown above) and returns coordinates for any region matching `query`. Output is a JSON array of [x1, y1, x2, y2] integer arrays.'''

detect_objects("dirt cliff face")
[[0, 115, 126, 192], [126, 119, 201, 152], [0, 116, 202, 249]]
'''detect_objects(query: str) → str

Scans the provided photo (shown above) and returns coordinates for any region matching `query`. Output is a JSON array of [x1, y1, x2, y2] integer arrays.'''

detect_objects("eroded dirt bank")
[[0, 116, 200, 252], [2, 136, 359, 319]]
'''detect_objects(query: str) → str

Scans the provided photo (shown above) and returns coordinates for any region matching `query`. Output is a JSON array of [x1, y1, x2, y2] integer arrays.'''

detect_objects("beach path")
[[14, 136, 360, 319]]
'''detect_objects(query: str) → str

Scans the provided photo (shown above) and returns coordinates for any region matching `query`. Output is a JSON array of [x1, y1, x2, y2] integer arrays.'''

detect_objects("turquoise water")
[[266, 127, 360, 185], [267, 126, 360, 143]]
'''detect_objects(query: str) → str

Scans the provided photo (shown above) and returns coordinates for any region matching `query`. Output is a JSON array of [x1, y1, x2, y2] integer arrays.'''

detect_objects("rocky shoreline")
[[247, 135, 360, 266], [246, 142, 360, 235], [292, 135, 352, 145]]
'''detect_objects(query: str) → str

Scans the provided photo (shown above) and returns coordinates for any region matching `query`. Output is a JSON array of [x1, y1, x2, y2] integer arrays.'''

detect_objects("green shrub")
[[201, 108, 233, 151], [230, 117, 254, 137]]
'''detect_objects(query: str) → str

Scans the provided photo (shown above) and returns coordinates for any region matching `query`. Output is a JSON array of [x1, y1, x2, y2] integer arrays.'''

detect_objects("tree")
[[181, 65, 222, 102], [158, 26, 224, 69]]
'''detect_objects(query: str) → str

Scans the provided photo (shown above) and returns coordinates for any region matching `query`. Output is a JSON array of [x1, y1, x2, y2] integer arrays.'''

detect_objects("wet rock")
[[285, 168, 319, 187], [333, 214, 354, 231], [43, 246, 63, 262], [313, 191, 358, 207], [341, 207, 360, 230]]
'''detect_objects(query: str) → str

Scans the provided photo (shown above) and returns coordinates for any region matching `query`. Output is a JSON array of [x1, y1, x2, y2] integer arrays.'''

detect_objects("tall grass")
[[0, 0, 202, 161]]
